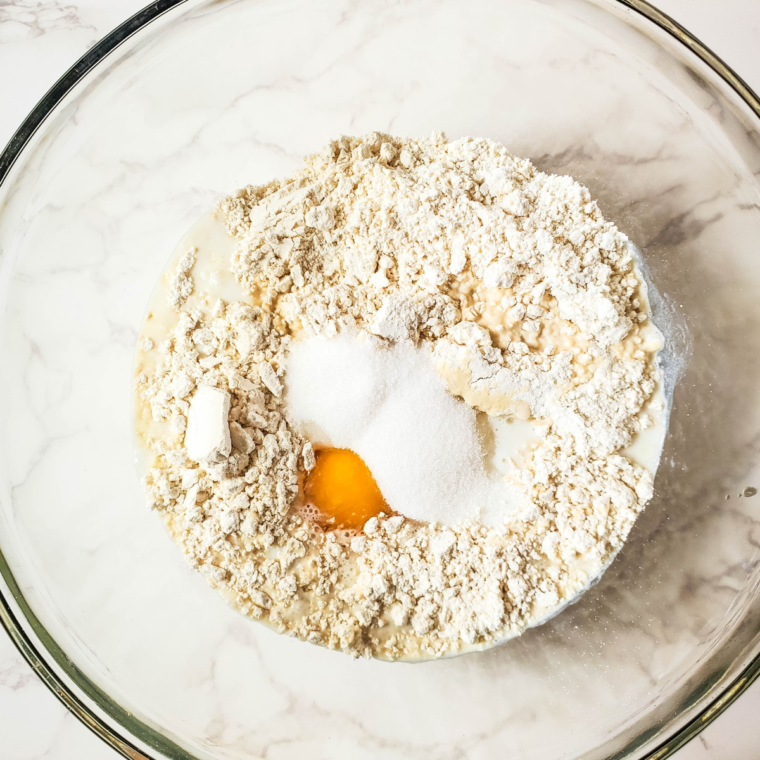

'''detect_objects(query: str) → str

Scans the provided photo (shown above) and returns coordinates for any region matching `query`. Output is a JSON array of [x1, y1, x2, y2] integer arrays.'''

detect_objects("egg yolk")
[[304, 448, 388, 532]]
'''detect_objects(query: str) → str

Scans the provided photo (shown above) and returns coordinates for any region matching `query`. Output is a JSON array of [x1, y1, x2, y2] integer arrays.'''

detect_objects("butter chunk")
[[185, 386, 231, 463]]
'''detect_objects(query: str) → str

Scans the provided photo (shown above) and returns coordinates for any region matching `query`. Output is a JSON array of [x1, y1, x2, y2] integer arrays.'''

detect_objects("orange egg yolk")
[[304, 448, 389, 532]]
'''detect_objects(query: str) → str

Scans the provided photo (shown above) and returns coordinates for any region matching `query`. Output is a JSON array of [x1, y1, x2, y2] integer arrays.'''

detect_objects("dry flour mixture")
[[134, 132, 667, 660]]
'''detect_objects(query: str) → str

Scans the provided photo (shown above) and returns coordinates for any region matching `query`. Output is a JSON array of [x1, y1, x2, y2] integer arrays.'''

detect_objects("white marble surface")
[[0, 1, 759, 759]]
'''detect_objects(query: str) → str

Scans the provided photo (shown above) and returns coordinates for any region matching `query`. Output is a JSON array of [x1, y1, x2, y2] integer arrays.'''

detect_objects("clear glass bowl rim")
[[1, 1, 759, 758]]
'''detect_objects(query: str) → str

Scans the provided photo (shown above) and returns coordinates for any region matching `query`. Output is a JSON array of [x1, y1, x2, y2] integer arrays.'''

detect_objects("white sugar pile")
[[284, 332, 525, 526]]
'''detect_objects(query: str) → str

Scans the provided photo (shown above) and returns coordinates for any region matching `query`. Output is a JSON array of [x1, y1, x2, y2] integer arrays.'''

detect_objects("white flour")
[[168, 247, 196, 311], [135, 131, 664, 660]]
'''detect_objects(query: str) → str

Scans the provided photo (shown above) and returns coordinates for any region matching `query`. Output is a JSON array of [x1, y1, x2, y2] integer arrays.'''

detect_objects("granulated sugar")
[[285, 333, 518, 525], [284, 333, 382, 445]]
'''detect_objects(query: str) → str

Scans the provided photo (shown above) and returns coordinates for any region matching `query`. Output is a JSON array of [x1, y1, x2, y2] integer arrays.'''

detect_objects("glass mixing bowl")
[[1, 0, 760, 758]]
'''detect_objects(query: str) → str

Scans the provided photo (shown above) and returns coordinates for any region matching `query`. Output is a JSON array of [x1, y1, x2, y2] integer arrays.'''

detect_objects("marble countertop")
[[1, 1, 759, 758]]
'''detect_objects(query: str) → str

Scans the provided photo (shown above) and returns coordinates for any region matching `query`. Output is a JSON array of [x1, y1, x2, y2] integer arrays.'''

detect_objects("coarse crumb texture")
[[136, 131, 658, 660]]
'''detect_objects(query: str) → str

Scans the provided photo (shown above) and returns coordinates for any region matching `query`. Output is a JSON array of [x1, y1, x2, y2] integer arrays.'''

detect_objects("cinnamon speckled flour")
[[135, 131, 664, 659]]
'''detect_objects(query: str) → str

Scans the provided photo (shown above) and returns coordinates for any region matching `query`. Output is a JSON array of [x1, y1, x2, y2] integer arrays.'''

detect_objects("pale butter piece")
[[185, 386, 231, 462]]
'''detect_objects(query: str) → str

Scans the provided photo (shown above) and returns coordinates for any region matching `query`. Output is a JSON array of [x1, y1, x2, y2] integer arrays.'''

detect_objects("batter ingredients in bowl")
[[134, 132, 668, 660]]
